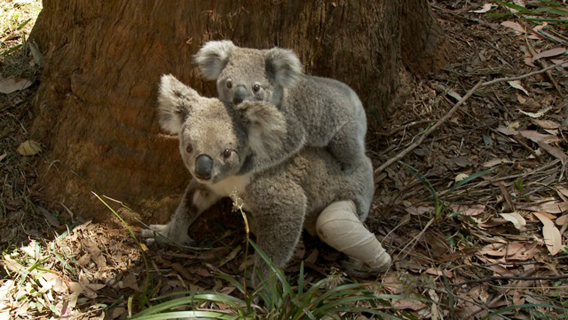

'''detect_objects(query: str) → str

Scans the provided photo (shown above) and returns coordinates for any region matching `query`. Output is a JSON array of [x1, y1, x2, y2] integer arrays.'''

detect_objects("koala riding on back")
[[194, 40, 368, 174], [142, 75, 391, 285]]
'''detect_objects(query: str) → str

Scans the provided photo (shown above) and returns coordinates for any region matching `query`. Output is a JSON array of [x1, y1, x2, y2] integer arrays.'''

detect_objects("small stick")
[[374, 81, 482, 181], [452, 273, 568, 287], [373, 61, 567, 181]]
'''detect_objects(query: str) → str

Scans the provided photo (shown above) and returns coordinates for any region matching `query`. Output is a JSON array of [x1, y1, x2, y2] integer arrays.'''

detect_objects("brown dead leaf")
[[17, 140, 41, 156], [218, 245, 241, 267], [532, 47, 566, 62], [508, 80, 529, 95], [519, 106, 552, 118], [38, 206, 62, 229], [171, 263, 195, 281], [556, 215, 568, 226], [0, 78, 33, 94], [425, 268, 453, 278], [533, 212, 562, 255], [501, 21, 525, 34], [483, 158, 513, 168], [537, 141, 567, 163], [500, 212, 526, 231], [405, 206, 432, 216], [526, 202, 568, 214], [519, 130, 560, 143], [119, 273, 139, 291], [533, 119, 561, 130], [556, 186, 568, 200], [451, 204, 485, 216], [469, 3, 494, 13], [478, 243, 507, 257]]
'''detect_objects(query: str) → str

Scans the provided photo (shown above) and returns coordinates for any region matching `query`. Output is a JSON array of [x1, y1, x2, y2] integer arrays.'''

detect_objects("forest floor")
[[1, 0, 567, 319]]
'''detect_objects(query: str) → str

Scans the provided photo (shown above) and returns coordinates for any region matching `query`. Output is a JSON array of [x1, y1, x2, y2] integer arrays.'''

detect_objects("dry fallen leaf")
[[519, 106, 551, 118], [532, 47, 566, 62], [0, 78, 33, 94], [519, 130, 560, 143], [526, 201, 568, 214], [500, 212, 527, 231], [533, 119, 561, 130], [483, 158, 513, 168], [501, 21, 525, 34], [451, 204, 485, 216], [533, 212, 562, 255], [469, 3, 494, 13], [538, 141, 567, 163], [508, 80, 529, 95], [17, 140, 42, 156], [556, 215, 568, 226], [455, 173, 468, 182]]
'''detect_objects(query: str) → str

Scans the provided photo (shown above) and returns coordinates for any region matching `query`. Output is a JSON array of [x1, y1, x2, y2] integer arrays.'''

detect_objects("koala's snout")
[[233, 85, 247, 105], [194, 154, 213, 180]]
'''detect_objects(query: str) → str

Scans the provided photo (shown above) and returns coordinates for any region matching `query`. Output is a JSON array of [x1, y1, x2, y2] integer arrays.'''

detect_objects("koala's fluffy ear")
[[265, 48, 303, 88], [193, 40, 236, 80], [238, 102, 287, 158], [157, 74, 199, 134]]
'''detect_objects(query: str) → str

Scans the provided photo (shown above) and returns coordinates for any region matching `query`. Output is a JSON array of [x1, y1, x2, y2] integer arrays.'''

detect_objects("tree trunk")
[[30, 0, 446, 222]]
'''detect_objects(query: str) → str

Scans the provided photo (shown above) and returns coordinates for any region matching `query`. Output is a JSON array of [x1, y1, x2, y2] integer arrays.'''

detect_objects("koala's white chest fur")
[[209, 173, 252, 197]]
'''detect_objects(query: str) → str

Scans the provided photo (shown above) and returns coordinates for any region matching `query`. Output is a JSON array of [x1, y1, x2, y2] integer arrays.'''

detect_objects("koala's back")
[[245, 147, 374, 229], [284, 75, 367, 146]]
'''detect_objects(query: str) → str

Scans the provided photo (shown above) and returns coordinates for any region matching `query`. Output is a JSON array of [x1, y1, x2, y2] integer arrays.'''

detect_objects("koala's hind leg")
[[245, 177, 307, 286], [141, 179, 221, 246], [327, 119, 367, 173]]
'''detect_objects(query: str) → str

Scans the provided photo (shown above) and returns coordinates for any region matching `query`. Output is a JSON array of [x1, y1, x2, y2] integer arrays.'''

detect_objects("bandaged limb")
[[316, 200, 391, 271]]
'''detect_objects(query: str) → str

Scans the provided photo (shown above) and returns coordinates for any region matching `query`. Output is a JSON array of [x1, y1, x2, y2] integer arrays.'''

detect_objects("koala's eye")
[[185, 144, 193, 154], [226, 79, 233, 89], [252, 84, 261, 93], [222, 149, 232, 159]]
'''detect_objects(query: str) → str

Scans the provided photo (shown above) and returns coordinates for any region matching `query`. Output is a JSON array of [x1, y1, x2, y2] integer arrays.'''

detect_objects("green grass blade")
[[132, 310, 239, 320], [448, 169, 493, 193], [483, 303, 568, 319], [134, 292, 245, 317]]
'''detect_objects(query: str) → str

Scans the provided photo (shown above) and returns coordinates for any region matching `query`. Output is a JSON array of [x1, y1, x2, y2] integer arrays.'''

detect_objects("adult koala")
[[142, 75, 390, 284], [193, 40, 367, 174]]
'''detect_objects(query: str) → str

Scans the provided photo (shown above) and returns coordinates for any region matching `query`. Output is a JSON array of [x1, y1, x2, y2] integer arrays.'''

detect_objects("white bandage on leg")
[[316, 200, 391, 271]]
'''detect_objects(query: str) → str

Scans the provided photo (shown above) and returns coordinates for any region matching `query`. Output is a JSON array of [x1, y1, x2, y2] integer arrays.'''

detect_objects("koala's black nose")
[[194, 154, 213, 180], [233, 85, 247, 105]]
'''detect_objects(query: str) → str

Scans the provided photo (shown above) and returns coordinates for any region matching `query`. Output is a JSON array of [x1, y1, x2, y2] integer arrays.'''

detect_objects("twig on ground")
[[374, 61, 567, 181], [373, 81, 483, 181], [452, 274, 568, 287]]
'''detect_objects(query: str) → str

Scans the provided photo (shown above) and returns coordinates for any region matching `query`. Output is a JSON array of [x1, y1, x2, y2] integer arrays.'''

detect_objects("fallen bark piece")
[[316, 200, 392, 271]]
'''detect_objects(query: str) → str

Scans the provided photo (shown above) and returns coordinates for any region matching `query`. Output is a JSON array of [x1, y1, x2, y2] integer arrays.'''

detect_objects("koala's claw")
[[140, 224, 194, 246]]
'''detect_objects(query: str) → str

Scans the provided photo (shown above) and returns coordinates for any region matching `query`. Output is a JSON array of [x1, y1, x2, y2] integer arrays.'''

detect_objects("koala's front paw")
[[140, 224, 193, 246]]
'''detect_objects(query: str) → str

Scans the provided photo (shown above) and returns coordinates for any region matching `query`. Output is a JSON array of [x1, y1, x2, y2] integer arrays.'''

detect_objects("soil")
[[1, 0, 567, 319]]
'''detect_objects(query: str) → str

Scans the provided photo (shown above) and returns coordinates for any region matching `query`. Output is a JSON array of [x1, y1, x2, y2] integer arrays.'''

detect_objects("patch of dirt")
[[1, 0, 567, 319]]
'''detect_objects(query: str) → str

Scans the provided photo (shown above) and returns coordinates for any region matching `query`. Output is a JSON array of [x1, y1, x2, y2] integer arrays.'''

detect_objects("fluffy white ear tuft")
[[238, 101, 287, 158], [265, 48, 303, 88], [157, 74, 199, 134], [193, 40, 236, 80]]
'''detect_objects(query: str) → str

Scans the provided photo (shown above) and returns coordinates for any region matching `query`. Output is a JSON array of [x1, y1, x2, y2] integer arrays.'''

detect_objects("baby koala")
[[194, 40, 368, 174], [142, 75, 388, 285]]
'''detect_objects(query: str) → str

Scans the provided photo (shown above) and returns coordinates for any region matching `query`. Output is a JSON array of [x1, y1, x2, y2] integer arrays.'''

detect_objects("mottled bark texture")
[[30, 1, 446, 221]]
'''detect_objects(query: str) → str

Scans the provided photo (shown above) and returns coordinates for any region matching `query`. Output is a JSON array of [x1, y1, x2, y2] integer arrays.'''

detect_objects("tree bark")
[[30, 0, 446, 222]]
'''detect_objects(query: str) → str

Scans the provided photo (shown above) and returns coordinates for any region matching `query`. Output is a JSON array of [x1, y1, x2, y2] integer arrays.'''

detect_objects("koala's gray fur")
[[193, 40, 368, 174], [142, 75, 374, 284]]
